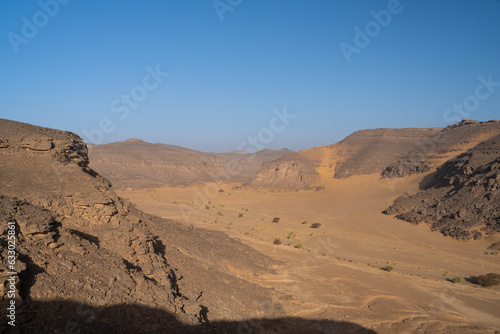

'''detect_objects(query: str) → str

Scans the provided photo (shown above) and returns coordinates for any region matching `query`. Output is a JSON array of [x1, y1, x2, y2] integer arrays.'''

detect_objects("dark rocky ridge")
[[88, 140, 293, 189], [383, 134, 500, 240], [0, 119, 286, 332]]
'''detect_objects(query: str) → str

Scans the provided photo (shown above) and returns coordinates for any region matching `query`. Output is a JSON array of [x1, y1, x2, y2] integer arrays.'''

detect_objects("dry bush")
[[310, 223, 321, 228], [273, 238, 282, 245], [272, 217, 280, 223], [476, 273, 500, 287]]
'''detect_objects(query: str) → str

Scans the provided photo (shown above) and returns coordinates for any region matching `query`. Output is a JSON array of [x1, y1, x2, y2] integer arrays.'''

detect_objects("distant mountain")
[[383, 134, 500, 241], [88, 139, 293, 189], [245, 119, 500, 191]]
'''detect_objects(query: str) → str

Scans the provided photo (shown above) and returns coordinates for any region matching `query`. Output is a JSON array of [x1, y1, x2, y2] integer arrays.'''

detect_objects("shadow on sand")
[[3, 299, 377, 334]]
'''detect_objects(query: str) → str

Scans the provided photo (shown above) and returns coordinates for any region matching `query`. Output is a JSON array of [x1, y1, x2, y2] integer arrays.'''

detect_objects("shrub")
[[238, 213, 243, 218], [294, 243, 303, 249], [310, 223, 322, 228], [218, 189, 224, 193], [302, 221, 308, 225], [287, 232, 295, 239], [272, 217, 280, 223], [476, 273, 500, 287], [452, 276, 461, 284], [383, 266, 394, 272], [273, 238, 282, 245]]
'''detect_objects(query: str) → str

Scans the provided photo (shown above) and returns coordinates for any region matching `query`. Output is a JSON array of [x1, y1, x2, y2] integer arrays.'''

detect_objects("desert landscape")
[[1, 117, 499, 333], [2, 1, 500, 333]]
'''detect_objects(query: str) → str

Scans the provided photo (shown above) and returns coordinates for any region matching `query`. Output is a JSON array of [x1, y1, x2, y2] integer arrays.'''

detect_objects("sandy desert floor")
[[117, 173, 500, 333]]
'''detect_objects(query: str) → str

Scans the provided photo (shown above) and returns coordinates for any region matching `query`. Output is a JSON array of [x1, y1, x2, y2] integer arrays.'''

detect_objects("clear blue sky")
[[1, 0, 499, 152]]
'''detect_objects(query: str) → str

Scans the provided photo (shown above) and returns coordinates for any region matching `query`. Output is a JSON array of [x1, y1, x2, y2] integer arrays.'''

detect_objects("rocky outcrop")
[[381, 119, 500, 179], [244, 153, 319, 192], [383, 134, 500, 240], [0, 119, 283, 332], [247, 119, 500, 192]]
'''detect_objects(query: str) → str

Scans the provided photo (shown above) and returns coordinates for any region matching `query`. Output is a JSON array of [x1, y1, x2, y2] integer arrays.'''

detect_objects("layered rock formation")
[[0, 119, 285, 332]]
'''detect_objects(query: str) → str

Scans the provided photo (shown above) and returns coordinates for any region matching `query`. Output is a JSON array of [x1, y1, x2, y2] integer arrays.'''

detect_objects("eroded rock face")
[[247, 160, 314, 192], [0, 119, 282, 332], [247, 119, 500, 192], [384, 134, 500, 240]]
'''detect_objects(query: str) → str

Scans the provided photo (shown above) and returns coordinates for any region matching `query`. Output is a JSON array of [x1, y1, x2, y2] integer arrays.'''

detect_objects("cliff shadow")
[[1, 299, 377, 334]]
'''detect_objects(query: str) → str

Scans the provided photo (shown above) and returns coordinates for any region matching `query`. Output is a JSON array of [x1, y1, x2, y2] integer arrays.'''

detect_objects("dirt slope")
[[88, 139, 292, 189]]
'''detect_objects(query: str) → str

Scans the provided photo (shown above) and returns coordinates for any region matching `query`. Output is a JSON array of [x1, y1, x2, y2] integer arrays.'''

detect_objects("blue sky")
[[1, 0, 499, 152]]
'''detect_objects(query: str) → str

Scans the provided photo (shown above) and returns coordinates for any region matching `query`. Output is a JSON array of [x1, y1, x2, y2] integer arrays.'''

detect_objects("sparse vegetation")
[[383, 266, 394, 272], [310, 223, 321, 228], [244, 232, 250, 236], [302, 220, 308, 225], [238, 213, 243, 218], [218, 189, 224, 193], [287, 232, 296, 239], [273, 238, 282, 245], [272, 217, 280, 223], [452, 276, 461, 284], [476, 273, 500, 287], [294, 243, 303, 249], [217, 211, 224, 216]]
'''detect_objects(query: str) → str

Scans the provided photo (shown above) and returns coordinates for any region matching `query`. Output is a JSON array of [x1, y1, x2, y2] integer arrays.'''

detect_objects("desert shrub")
[[302, 221, 308, 225], [452, 276, 461, 284], [273, 238, 282, 245], [205, 205, 210, 210], [238, 213, 243, 218], [383, 266, 394, 272], [272, 217, 280, 223], [310, 223, 322, 228], [244, 232, 250, 236], [294, 243, 303, 249], [218, 189, 224, 193], [217, 211, 224, 216], [287, 232, 295, 239], [476, 273, 500, 287]]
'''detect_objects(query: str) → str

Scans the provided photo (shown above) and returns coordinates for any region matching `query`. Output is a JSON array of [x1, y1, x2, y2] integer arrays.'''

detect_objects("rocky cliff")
[[383, 134, 500, 241], [0, 119, 284, 332]]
